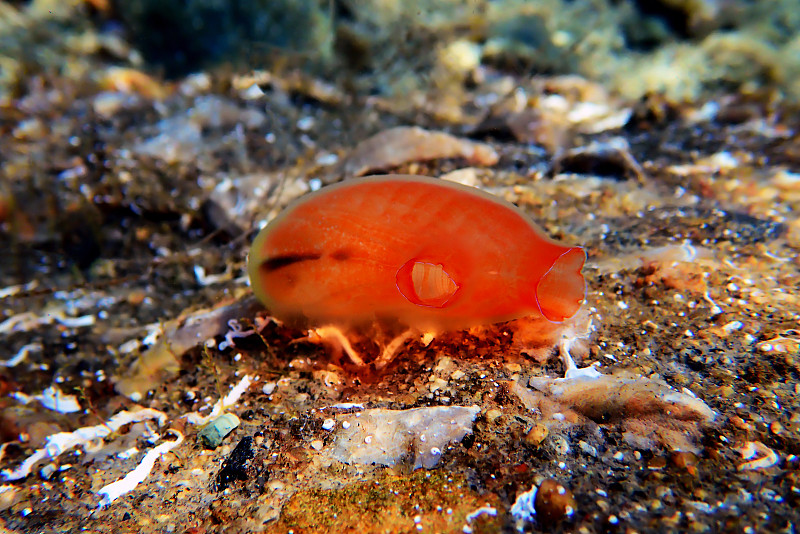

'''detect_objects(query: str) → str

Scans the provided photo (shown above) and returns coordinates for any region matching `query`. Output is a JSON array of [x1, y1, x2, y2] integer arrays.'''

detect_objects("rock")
[[199, 413, 240, 448], [216, 436, 255, 491]]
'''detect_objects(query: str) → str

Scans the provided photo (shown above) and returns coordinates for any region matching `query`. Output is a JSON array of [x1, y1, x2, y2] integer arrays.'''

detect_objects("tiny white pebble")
[[722, 320, 743, 333], [297, 116, 315, 131]]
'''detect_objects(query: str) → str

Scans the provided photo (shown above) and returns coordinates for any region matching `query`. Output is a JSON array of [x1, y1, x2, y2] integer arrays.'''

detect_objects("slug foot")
[[298, 326, 367, 367], [296, 326, 434, 371]]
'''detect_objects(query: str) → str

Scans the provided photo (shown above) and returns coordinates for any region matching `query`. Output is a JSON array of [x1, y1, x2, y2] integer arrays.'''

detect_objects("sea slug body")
[[247, 175, 585, 334]]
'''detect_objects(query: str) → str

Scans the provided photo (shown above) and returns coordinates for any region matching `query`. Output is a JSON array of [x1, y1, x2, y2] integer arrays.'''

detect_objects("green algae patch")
[[268, 471, 503, 534]]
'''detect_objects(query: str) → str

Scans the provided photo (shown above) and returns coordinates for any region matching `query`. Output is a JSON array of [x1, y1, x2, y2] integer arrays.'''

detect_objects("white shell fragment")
[[185, 375, 253, 425], [97, 430, 183, 507], [510, 485, 539, 523], [737, 441, 779, 471], [2, 408, 167, 481], [528, 371, 716, 424], [343, 126, 498, 177], [331, 405, 480, 469], [11, 385, 81, 413], [1, 342, 42, 368], [509, 364, 716, 452]]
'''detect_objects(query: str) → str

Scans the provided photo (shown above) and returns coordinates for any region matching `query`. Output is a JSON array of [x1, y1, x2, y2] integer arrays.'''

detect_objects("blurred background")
[[2, 0, 799, 103]]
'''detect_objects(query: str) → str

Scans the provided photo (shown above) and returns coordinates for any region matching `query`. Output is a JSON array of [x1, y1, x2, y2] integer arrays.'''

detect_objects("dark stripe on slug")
[[260, 253, 322, 272], [330, 248, 353, 261]]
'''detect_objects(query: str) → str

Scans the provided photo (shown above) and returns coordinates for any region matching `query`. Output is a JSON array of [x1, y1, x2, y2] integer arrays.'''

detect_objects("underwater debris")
[[510, 479, 577, 529], [2, 408, 167, 481], [331, 405, 480, 469], [131, 95, 266, 164], [215, 436, 255, 491], [471, 106, 571, 154], [97, 429, 183, 507], [756, 332, 800, 354], [465, 505, 497, 523], [219, 315, 279, 351], [552, 137, 647, 182], [0, 281, 37, 300], [738, 441, 779, 471], [198, 413, 241, 448], [589, 241, 723, 300], [98, 67, 168, 99], [510, 484, 538, 525], [0, 342, 41, 368], [11, 386, 81, 414], [342, 127, 498, 177], [589, 242, 712, 275], [463, 505, 498, 532], [0, 309, 95, 336], [439, 167, 486, 188], [527, 370, 715, 424], [115, 296, 260, 400], [185, 375, 253, 426], [0, 483, 19, 511], [510, 356, 715, 452]]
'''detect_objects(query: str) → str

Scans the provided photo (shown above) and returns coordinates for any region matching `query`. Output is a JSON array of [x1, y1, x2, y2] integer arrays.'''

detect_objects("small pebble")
[[485, 409, 502, 423], [525, 423, 548, 446], [199, 413, 240, 448], [534, 479, 577, 525], [671, 451, 698, 474]]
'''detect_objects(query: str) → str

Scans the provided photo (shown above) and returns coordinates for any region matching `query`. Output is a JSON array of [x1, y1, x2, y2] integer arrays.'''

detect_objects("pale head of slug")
[[534, 247, 586, 322]]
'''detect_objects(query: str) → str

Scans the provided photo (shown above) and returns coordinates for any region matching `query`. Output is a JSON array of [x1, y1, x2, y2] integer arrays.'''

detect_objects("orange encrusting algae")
[[247, 175, 585, 332]]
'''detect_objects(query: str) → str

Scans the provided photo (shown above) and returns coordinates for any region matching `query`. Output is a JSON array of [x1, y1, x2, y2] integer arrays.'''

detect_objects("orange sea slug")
[[247, 175, 585, 347]]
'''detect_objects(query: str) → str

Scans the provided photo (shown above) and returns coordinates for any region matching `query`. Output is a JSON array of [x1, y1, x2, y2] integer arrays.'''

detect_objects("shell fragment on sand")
[[331, 405, 480, 469], [97, 430, 183, 507], [510, 366, 715, 452]]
